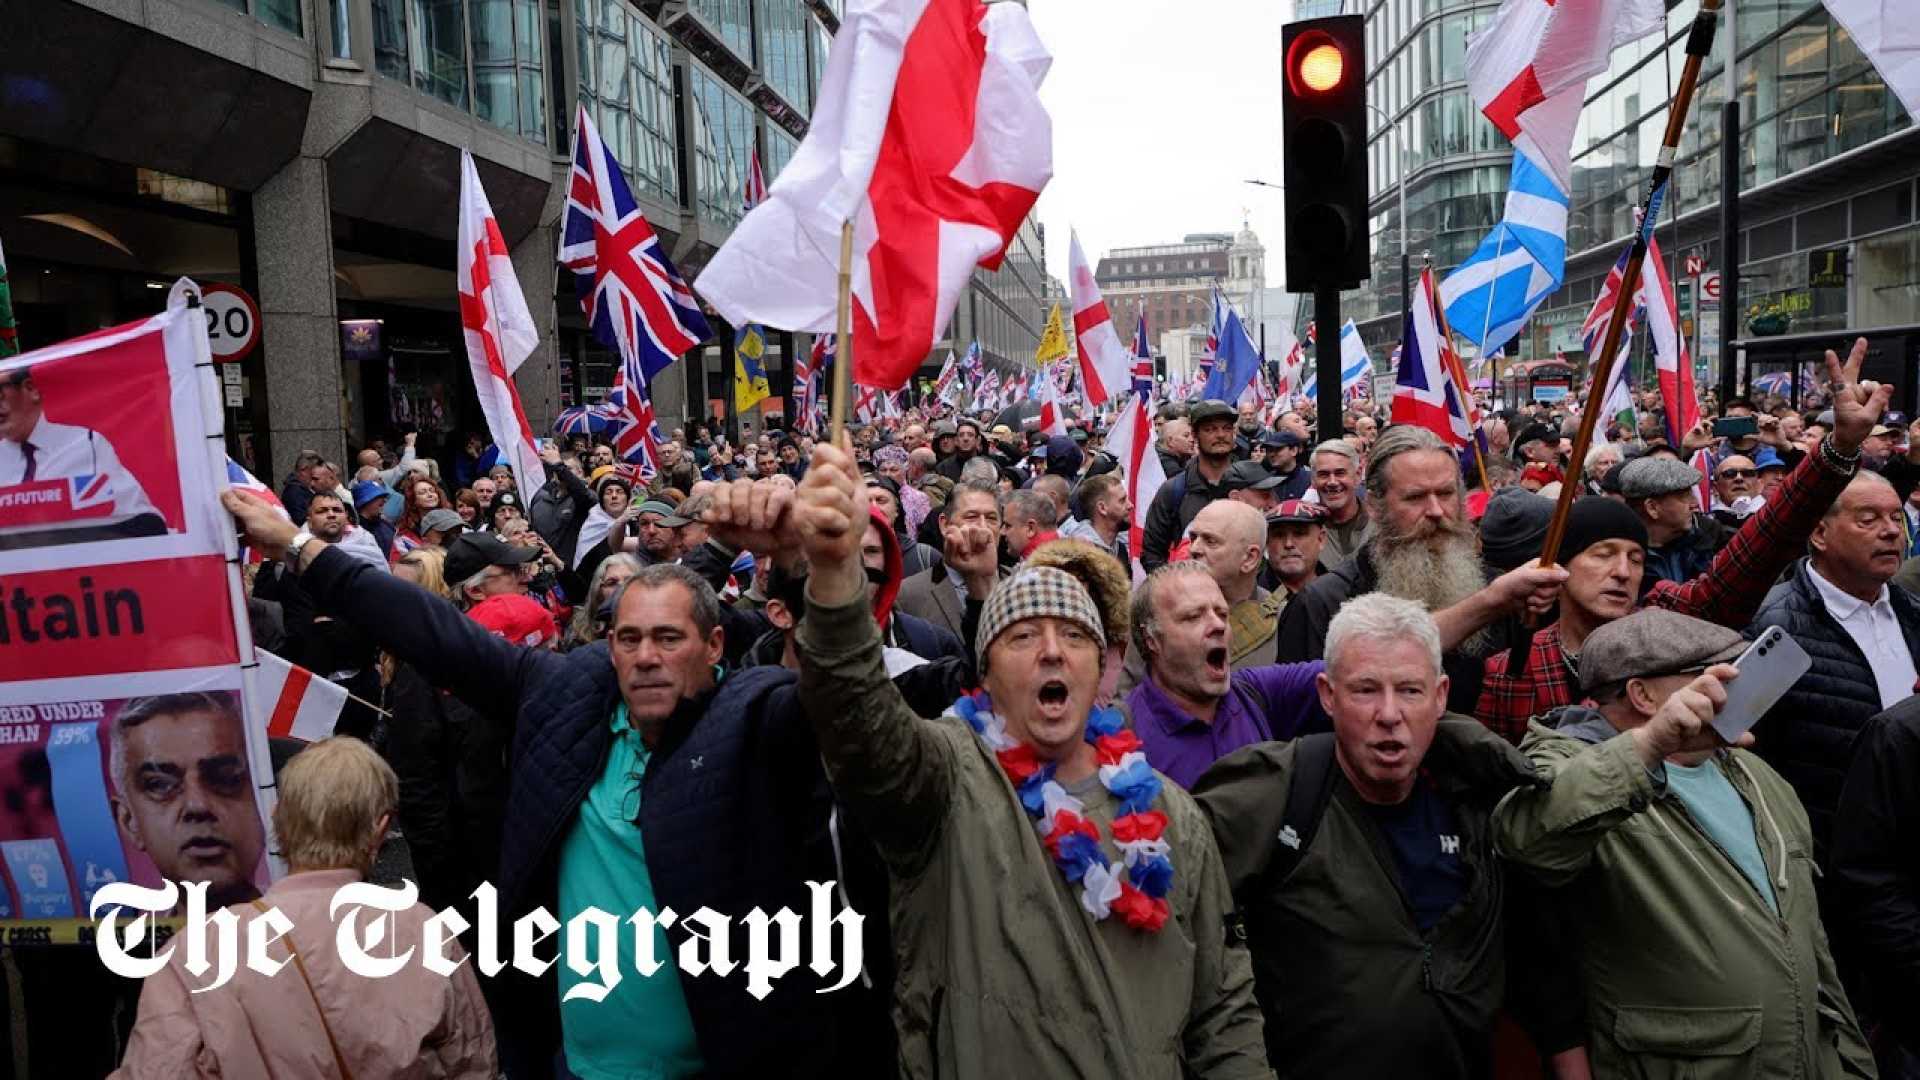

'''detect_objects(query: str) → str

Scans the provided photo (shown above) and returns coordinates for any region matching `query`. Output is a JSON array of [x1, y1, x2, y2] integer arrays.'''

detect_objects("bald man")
[[1188, 500, 1284, 669]]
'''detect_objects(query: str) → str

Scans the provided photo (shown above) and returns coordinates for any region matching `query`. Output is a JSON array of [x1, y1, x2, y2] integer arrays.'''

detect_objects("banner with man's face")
[[0, 286, 274, 944]]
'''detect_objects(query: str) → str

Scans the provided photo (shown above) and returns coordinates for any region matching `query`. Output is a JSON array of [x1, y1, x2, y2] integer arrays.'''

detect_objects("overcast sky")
[[1029, 0, 1297, 289]]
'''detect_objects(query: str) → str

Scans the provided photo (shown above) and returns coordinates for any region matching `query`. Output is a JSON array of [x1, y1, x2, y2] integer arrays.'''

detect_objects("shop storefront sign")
[[1809, 247, 1848, 290]]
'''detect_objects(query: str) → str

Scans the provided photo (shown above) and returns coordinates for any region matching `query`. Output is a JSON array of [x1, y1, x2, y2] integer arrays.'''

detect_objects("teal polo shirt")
[[556, 702, 703, 1079]]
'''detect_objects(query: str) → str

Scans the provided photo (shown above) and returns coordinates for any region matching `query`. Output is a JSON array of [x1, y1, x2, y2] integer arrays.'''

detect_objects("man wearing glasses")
[[1710, 454, 1765, 526]]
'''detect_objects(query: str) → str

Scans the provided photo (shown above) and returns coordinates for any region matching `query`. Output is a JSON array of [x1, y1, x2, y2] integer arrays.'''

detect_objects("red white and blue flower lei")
[[954, 688, 1175, 932]]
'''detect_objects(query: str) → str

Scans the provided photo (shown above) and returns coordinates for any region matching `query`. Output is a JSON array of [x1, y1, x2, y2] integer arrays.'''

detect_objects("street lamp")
[[1364, 103, 1410, 345]]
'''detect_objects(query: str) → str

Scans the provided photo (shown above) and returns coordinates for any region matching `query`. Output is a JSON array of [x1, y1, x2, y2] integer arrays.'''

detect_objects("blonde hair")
[[394, 546, 451, 599], [272, 737, 398, 875]]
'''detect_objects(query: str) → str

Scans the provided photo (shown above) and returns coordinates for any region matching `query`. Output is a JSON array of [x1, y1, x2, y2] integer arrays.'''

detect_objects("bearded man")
[[1276, 425, 1566, 713], [785, 436, 1272, 1078]]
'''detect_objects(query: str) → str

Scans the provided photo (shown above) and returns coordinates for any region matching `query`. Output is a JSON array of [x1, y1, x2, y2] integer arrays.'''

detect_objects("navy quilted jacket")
[[301, 547, 866, 1078], [1748, 558, 1920, 862]]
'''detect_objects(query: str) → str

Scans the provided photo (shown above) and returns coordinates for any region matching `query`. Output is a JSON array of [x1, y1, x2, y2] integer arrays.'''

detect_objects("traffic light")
[[1282, 15, 1369, 292]]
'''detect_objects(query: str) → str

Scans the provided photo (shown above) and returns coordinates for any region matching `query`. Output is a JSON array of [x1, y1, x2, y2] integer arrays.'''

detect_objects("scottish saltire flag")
[[560, 106, 710, 466], [1392, 270, 1474, 448], [1440, 150, 1569, 351], [1306, 320, 1372, 400]]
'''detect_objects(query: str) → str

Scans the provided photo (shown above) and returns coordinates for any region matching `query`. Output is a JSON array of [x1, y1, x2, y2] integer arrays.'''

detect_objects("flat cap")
[[1619, 456, 1703, 499], [1189, 400, 1236, 425], [1262, 430, 1305, 449], [1579, 609, 1747, 691], [1224, 459, 1285, 492]]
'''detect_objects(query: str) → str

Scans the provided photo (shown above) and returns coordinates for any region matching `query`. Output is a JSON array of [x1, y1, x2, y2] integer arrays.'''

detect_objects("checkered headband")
[[976, 565, 1107, 669]]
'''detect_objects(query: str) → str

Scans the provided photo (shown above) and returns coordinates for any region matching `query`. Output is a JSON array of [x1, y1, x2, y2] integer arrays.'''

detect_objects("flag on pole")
[[1306, 320, 1372, 400], [1035, 368, 1067, 437], [457, 151, 546, 492], [1822, 1, 1920, 119], [694, 0, 1053, 390], [933, 350, 962, 405], [1439, 150, 1570, 351], [1201, 299, 1261, 403], [561, 107, 710, 468], [1034, 302, 1069, 367], [0, 235, 17, 358], [795, 334, 831, 435], [1391, 268, 1475, 447], [254, 649, 348, 742], [1069, 230, 1129, 406], [1641, 235, 1700, 443], [1106, 343, 1166, 577], [734, 325, 771, 412]]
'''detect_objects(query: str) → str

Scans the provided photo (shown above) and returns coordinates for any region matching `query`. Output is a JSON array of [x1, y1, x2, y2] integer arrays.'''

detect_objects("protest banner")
[[0, 282, 276, 945]]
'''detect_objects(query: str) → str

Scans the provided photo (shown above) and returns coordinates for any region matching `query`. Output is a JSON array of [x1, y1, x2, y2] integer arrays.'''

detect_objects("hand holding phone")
[[1711, 627, 1811, 745]]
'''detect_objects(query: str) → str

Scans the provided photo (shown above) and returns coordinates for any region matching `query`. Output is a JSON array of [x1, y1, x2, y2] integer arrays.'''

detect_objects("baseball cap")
[[1225, 460, 1285, 493], [419, 508, 466, 536], [1266, 499, 1327, 527], [350, 481, 388, 509], [1189, 400, 1235, 426], [467, 594, 558, 648], [1578, 608, 1747, 692], [444, 532, 541, 584], [634, 498, 677, 519]]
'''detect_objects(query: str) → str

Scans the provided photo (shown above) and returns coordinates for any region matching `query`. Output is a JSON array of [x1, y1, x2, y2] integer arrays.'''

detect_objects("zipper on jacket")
[[1422, 943, 1434, 991]]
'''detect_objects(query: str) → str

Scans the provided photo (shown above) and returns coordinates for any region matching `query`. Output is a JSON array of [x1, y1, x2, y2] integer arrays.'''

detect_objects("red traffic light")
[[1287, 31, 1349, 96]]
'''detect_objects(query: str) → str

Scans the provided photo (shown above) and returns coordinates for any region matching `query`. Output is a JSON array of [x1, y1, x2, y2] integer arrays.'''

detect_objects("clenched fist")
[[795, 434, 870, 608]]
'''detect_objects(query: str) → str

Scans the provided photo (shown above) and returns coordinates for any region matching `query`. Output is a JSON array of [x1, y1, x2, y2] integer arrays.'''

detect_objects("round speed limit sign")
[[201, 282, 261, 362]]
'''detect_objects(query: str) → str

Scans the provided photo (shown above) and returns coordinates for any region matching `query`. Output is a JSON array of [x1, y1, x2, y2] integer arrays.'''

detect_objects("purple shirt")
[[1126, 661, 1330, 789]]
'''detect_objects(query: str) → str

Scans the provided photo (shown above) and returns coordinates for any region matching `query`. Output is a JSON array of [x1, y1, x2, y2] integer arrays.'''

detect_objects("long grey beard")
[[1370, 528, 1496, 655]]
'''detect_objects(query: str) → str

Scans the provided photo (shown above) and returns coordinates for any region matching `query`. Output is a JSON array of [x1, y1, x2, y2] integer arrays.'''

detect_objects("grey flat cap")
[[1579, 609, 1747, 691], [419, 508, 466, 535], [1619, 456, 1703, 500]]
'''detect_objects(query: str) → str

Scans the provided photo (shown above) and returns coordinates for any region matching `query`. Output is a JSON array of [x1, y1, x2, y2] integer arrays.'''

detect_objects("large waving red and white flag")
[[1468, 0, 1663, 190], [458, 152, 546, 491], [253, 650, 347, 742], [1068, 229, 1128, 406], [694, 0, 1053, 390], [1035, 367, 1068, 438]]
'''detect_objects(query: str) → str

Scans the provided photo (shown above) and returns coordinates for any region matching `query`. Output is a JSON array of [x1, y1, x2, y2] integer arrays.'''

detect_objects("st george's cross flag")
[[457, 152, 545, 492], [1069, 229, 1129, 406], [1104, 342, 1166, 578], [695, 0, 1053, 391], [254, 649, 348, 742]]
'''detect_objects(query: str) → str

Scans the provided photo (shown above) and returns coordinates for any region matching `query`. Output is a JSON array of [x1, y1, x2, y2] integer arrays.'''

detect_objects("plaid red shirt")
[[1476, 446, 1854, 743]]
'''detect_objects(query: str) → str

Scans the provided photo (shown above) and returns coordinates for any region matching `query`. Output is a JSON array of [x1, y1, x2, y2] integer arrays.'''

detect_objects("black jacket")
[[528, 464, 594, 566], [299, 547, 872, 1079], [1831, 696, 1920, 1050], [1274, 547, 1491, 715], [1194, 720, 1566, 1076], [1748, 558, 1920, 860], [1140, 458, 1231, 572], [381, 662, 510, 916]]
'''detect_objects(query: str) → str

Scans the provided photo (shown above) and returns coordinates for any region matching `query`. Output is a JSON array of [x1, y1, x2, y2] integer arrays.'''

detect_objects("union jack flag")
[[226, 457, 287, 564], [794, 334, 831, 435], [560, 105, 710, 468], [1131, 312, 1154, 400]]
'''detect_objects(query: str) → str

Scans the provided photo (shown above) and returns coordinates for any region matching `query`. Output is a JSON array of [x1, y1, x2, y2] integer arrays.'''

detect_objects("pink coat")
[[112, 869, 495, 1079]]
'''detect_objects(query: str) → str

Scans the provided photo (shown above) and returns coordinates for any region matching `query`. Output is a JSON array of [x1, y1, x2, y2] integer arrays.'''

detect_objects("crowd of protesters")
[[53, 334, 1920, 1078]]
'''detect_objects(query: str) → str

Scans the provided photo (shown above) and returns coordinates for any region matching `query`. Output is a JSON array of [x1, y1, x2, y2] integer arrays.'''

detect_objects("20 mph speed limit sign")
[[201, 283, 261, 362]]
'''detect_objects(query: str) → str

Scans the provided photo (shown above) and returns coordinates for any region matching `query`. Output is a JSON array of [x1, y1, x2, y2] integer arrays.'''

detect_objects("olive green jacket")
[[795, 593, 1272, 1080], [1493, 707, 1876, 1079]]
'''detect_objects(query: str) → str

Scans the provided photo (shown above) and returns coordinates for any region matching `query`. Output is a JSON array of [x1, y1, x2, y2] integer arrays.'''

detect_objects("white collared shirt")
[[0, 415, 158, 527], [1807, 562, 1919, 709]]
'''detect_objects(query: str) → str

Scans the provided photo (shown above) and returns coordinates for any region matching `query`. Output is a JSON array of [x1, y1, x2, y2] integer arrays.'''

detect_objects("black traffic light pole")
[[1315, 288, 1343, 441]]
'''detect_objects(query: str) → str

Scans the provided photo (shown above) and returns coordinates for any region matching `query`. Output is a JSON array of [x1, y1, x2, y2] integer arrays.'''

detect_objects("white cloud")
[[1030, 0, 1294, 288]]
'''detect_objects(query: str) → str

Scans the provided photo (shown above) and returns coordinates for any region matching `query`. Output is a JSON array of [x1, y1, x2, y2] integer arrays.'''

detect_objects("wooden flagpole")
[[829, 220, 854, 442], [1534, 0, 1722, 571]]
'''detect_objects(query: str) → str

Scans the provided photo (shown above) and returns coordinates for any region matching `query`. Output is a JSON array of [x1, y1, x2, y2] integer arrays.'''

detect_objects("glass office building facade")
[[1350, 0, 1509, 355], [1535, 0, 1916, 364]]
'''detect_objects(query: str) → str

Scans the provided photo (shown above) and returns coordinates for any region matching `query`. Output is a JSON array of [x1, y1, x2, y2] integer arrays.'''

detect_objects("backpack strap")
[[1263, 732, 1340, 887]]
